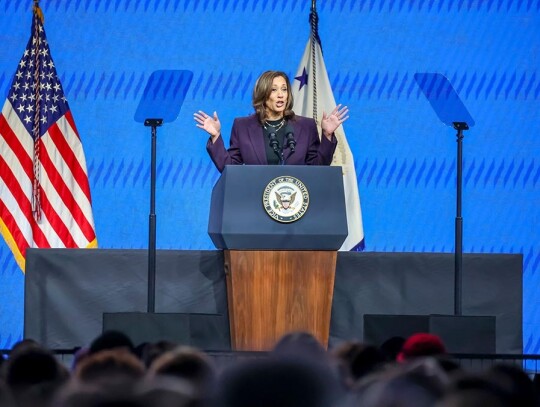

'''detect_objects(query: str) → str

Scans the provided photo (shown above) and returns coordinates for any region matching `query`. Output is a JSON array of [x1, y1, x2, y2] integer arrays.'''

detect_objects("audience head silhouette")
[[397, 333, 447, 362], [88, 330, 135, 355]]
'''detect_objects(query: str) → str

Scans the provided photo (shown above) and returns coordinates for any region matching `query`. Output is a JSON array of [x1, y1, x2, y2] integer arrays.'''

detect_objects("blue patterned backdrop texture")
[[0, 0, 538, 351]]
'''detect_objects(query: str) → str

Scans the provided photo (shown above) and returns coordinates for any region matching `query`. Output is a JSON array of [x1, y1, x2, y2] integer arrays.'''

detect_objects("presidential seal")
[[262, 176, 309, 223]]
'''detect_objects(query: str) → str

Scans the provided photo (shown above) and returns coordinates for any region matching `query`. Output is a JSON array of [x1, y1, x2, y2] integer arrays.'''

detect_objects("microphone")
[[268, 132, 283, 164], [268, 132, 280, 153], [282, 124, 296, 165], [285, 130, 296, 153]]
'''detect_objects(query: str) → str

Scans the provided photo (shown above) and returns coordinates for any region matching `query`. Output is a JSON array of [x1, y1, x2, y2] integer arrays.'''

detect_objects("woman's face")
[[265, 76, 288, 120]]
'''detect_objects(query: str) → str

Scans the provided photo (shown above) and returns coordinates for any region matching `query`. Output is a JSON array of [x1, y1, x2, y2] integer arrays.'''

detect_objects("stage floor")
[[24, 250, 522, 353]]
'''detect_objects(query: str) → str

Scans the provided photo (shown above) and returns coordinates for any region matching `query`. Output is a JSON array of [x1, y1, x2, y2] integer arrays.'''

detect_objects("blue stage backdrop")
[[0, 0, 538, 351]]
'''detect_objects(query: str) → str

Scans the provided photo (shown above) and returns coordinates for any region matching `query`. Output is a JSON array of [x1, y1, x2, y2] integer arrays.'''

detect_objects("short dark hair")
[[219, 357, 340, 407], [89, 330, 134, 355]]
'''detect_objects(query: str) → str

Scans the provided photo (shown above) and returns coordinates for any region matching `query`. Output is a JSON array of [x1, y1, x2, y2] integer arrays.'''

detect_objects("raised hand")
[[194, 110, 221, 141], [321, 104, 349, 139]]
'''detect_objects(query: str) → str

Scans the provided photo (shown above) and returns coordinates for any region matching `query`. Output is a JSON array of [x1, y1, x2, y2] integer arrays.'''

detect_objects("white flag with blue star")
[[292, 37, 364, 251]]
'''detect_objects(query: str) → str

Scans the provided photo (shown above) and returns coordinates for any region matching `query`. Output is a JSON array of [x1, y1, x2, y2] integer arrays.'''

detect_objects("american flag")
[[0, 8, 97, 271]]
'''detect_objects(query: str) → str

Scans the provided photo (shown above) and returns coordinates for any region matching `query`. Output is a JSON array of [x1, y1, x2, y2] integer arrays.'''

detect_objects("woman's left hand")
[[321, 104, 349, 140]]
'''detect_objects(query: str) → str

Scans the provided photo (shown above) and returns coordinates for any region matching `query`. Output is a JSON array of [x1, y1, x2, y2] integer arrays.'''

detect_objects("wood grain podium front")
[[208, 166, 348, 351], [225, 250, 337, 351]]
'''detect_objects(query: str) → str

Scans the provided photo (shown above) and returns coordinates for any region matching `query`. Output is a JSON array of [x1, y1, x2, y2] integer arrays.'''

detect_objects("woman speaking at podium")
[[194, 70, 349, 172]]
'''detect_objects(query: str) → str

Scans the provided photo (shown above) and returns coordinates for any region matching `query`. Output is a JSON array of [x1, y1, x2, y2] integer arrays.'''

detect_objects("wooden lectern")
[[208, 166, 348, 351]]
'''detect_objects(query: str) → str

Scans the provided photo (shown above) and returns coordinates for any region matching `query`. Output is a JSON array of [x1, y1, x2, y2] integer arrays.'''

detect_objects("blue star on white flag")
[[292, 37, 365, 251]]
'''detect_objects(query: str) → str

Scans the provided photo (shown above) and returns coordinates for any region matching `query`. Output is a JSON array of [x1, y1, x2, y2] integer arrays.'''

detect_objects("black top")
[[262, 118, 289, 165]]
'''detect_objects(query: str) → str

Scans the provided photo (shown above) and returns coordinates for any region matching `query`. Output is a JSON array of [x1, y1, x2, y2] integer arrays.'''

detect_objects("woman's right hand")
[[194, 110, 221, 142]]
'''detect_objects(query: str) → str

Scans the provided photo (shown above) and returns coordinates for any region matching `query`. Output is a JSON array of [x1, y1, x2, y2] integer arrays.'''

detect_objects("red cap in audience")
[[397, 333, 446, 362]]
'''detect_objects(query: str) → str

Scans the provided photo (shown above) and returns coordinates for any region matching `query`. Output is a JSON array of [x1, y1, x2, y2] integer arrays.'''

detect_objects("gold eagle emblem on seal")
[[262, 176, 309, 223]]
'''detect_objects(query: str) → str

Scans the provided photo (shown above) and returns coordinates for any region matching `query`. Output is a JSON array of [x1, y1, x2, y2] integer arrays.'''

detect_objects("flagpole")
[[309, 1, 319, 122], [33, 0, 44, 22], [310, 0, 321, 46], [31, 1, 45, 221]]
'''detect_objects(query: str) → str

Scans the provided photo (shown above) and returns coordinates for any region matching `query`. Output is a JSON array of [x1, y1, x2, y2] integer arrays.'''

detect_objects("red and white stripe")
[[0, 100, 97, 271]]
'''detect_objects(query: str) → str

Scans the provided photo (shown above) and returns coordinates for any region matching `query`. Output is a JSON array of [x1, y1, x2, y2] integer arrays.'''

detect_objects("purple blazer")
[[206, 114, 337, 173]]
